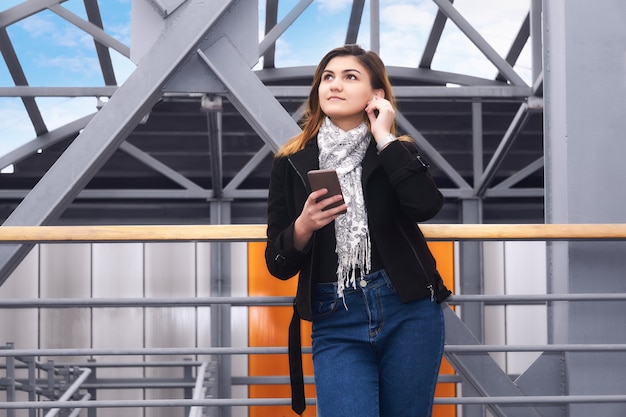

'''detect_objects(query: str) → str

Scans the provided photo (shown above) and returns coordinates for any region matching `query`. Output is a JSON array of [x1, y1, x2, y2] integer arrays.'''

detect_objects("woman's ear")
[[374, 89, 385, 99]]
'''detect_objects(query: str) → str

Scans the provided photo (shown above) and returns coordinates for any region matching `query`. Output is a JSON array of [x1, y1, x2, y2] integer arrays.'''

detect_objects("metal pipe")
[[3, 292, 626, 309], [188, 361, 209, 417], [67, 393, 91, 417], [3, 394, 626, 410], [3, 342, 626, 359], [43, 367, 92, 417]]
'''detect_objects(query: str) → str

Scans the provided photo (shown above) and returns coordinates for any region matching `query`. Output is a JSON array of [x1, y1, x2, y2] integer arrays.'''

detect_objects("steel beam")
[[84, 0, 117, 86], [223, 145, 271, 194], [0, 86, 118, 97], [266, 85, 532, 99], [261, 0, 278, 68], [491, 157, 544, 191], [432, 0, 528, 87], [0, 0, 67, 29], [0, 28, 47, 136], [0, 114, 93, 169], [345, 0, 365, 45], [420, 0, 453, 69], [476, 102, 535, 197], [395, 111, 471, 190], [258, 0, 313, 57], [369, 0, 379, 53], [119, 141, 206, 193], [496, 13, 530, 82], [49, 3, 130, 59], [443, 306, 545, 417], [197, 39, 301, 153]]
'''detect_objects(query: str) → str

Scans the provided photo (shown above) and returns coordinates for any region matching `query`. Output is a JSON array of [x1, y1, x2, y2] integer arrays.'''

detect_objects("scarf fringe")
[[336, 233, 372, 300]]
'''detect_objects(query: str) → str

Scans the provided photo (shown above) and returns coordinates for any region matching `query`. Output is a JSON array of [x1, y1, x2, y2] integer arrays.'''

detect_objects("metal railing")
[[1, 223, 626, 416]]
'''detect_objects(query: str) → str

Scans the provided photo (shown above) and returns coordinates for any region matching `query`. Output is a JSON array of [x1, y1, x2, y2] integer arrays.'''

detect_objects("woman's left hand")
[[365, 96, 395, 140]]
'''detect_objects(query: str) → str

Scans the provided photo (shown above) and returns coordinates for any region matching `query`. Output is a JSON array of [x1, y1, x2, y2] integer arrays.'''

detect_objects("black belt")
[[288, 300, 306, 415]]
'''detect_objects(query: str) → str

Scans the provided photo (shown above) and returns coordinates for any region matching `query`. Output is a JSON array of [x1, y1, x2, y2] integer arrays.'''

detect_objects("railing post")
[[2, 343, 16, 417], [183, 358, 193, 417], [86, 359, 97, 417], [210, 201, 233, 417]]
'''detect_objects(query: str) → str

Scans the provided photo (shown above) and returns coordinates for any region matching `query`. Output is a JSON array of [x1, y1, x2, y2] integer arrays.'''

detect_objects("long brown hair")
[[276, 44, 399, 157]]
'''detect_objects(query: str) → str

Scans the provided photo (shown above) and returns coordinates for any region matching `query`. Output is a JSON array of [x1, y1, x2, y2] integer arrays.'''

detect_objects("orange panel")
[[248, 241, 457, 417]]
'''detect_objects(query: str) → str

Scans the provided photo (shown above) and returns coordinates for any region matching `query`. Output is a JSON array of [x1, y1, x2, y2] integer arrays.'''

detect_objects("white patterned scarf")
[[317, 117, 371, 299]]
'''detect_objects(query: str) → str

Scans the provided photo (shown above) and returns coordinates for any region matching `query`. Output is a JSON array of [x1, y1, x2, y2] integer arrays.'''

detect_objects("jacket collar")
[[288, 136, 381, 186], [361, 139, 380, 183], [288, 138, 320, 181]]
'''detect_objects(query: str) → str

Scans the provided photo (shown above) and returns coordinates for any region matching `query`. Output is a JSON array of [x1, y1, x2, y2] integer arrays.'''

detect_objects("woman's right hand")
[[293, 188, 347, 250]]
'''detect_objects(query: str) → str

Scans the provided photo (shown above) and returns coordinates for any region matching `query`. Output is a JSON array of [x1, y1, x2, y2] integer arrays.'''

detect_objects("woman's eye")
[[346, 74, 357, 80], [322, 74, 333, 81]]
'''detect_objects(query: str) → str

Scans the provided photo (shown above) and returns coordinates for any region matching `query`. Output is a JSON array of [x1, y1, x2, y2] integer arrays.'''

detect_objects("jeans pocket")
[[312, 295, 339, 320]]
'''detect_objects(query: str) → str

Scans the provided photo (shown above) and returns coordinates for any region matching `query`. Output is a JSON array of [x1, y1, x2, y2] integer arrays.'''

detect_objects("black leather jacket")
[[265, 137, 451, 321]]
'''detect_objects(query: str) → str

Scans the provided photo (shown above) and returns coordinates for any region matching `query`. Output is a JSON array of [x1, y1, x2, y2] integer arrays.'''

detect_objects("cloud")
[[316, 0, 353, 15], [36, 97, 97, 131], [34, 55, 101, 78], [18, 15, 92, 49], [378, 2, 438, 66], [381, 3, 435, 33], [107, 22, 131, 46]]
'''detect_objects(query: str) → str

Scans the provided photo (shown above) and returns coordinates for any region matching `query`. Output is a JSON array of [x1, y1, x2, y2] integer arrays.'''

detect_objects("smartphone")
[[307, 169, 347, 214]]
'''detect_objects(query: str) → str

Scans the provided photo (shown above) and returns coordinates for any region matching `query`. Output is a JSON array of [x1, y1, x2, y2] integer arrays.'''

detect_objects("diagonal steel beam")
[[395, 111, 471, 190], [119, 142, 206, 193], [496, 13, 530, 82], [0, 28, 47, 136], [0, 114, 93, 169], [345, 0, 365, 45], [476, 98, 542, 197], [0, 0, 236, 286], [443, 306, 544, 417], [420, 0, 453, 69], [223, 145, 271, 195], [48, 3, 131, 59], [491, 157, 544, 192], [84, 0, 118, 85], [0, 0, 67, 29], [432, 0, 528, 87], [198, 38, 301, 154], [259, 0, 313, 57]]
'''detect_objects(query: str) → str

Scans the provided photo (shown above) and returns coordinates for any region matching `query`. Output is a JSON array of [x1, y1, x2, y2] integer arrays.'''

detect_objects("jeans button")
[[359, 279, 367, 288]]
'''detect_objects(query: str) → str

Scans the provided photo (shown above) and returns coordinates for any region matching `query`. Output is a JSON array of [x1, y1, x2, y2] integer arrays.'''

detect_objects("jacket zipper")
[[288, 158, 316, 310], [398, 224, 436, 302]]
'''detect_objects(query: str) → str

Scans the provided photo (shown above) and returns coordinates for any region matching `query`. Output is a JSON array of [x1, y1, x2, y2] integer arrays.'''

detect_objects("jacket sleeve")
[[265, 156, 311, 280], [377, 139, 444, 221]]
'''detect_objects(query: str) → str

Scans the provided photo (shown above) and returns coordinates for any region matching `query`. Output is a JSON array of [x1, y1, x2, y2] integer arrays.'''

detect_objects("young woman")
[[265, 44, 451, 417]]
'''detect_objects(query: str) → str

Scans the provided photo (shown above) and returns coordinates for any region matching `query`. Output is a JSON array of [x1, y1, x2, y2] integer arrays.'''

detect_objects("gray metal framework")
[[2, 289, 626, 416], [0, 0, 544, 224]]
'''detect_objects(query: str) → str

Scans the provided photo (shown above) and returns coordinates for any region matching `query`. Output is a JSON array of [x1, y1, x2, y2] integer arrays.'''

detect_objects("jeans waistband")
[[314, 269, 391, 296]]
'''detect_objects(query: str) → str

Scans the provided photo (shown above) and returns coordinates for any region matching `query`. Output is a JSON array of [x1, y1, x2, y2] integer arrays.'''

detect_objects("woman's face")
[[318, 55, 380, 131]]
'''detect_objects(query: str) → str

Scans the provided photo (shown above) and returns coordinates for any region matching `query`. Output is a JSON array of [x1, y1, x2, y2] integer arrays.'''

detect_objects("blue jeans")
[[311, 269, 445, 417]]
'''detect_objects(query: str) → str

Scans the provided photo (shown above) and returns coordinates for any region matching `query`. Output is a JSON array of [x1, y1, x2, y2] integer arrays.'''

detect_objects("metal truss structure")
[[0, 0, 544, 225]]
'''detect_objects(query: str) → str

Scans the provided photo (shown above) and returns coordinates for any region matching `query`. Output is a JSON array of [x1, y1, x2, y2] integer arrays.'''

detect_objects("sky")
[[0, 0, 532, 160]]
